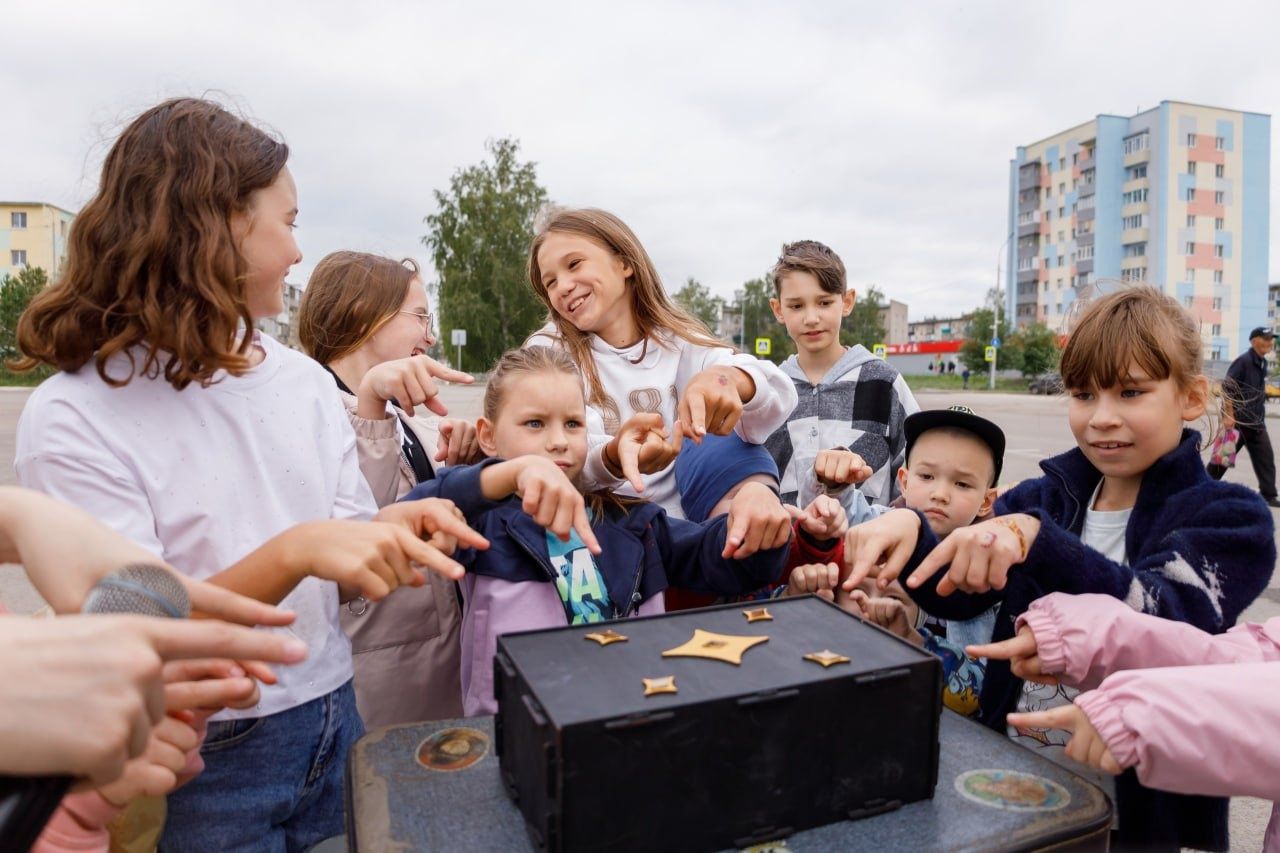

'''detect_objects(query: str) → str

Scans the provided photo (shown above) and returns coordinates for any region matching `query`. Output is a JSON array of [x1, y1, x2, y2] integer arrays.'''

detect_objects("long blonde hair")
[[526, 208, 726, 420]]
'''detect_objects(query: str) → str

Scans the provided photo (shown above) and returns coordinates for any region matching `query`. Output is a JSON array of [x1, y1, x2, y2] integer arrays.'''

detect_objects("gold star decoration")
[[642, 676, 678, 697], [584, 628, 628, 646], [802, 649, 851, 668], [662, 629, 769, 665], [742, 607, 773, 623]]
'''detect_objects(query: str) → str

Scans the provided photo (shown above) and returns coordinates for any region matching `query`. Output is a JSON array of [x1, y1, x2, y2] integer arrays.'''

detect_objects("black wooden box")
[[494, 595, 942, 852]]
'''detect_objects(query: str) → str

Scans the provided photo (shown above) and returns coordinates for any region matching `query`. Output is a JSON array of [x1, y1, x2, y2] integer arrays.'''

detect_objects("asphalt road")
[[1, 383, 1274, 848]]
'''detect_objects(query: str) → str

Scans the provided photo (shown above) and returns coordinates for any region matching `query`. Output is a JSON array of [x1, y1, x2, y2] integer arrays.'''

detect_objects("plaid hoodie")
[[764, 345, 920, 509]]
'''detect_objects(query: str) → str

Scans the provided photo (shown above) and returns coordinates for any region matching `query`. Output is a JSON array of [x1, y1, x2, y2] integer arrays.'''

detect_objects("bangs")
[[1059, 291, 1182, 390]]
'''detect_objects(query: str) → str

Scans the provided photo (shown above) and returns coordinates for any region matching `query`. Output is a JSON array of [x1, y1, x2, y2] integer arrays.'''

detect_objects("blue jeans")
[[160, 680, 363, 853]]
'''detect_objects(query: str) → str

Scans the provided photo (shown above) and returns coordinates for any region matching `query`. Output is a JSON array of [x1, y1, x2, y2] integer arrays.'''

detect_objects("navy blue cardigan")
[[403, 458, 788, 616], [900, 430, 1274, 851]]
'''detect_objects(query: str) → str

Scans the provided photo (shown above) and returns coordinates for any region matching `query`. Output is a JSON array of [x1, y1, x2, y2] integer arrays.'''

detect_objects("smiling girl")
[[840, 286, 1274, 850], [525, 208, 797, 516]]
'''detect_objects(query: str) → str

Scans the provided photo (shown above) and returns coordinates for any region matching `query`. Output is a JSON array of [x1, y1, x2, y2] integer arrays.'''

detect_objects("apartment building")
[[1007, 101, 1270, 360], [1, 202, 76, 279]]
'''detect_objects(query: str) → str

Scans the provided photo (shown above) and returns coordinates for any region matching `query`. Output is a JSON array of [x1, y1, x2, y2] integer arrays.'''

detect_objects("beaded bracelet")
[[995, 517, 1029, 561]]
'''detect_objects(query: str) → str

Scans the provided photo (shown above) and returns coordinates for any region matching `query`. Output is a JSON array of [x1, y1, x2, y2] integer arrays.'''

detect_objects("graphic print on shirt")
[[628, 387, 665, 415], [546, 527, 613, 624]]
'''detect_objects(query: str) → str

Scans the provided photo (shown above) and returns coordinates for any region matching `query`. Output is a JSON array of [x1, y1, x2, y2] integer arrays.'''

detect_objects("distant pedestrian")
[[948, 361, 956, 375], [1214, 326, 1279, 507], [962, 367, 971, 389]]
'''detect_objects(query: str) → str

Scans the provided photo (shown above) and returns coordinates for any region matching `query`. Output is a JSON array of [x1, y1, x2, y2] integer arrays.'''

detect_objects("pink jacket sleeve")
[[1075, 663, 1280, 802], [1016, 592, 1280, 690], [32, 791, 121, 853]]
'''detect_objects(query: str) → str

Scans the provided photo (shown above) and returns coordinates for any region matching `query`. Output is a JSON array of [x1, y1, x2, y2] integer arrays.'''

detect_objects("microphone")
[[0, 564, 189, 851]]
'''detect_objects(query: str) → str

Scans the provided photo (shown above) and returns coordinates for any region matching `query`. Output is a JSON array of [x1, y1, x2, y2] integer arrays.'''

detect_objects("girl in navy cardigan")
[[840, 287, 1274, 851], [403, 346, 797, 714]]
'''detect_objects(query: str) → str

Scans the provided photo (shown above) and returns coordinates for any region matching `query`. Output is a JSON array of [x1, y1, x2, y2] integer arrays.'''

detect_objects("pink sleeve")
[[1016, 592, 1280, 689], [32, 791, 121, 853], [1075, 662, 1280, 802]]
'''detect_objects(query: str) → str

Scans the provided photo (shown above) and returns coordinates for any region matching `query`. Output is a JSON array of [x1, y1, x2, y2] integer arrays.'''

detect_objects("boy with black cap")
[[786, 405, 1004, 714], [1215, 326, 1279, 506]]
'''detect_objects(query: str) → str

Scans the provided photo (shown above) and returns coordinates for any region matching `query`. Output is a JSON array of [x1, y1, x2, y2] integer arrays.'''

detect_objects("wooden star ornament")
[[742, 607, 773, 623], [803, 649, 851, 668], [662, 629, 769, 665], [584, 628, 628, 646], [642, 676, 678, 697]]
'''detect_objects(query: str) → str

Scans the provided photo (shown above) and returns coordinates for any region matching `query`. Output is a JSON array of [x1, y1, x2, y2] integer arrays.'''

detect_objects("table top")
[[347, 711, 1112, 852]]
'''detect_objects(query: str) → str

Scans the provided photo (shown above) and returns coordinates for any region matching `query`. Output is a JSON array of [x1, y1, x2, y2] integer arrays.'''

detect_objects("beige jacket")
[[338, 390, 464, 726]]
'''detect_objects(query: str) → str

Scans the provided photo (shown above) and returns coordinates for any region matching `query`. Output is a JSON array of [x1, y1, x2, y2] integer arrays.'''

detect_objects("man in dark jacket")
[[1215, 326, 1279, 506]]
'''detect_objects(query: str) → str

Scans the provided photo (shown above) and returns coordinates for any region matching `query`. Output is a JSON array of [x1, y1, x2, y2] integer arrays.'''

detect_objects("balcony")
[[1078, 180, 1096, 199], [1124, 147, 1151, 167], [1122, 228, 1150, 245], [1018, 161, 1042, 190]]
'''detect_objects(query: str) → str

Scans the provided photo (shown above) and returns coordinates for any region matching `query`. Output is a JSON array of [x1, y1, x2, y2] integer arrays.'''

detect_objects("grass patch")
[[903, 373, 1028, 393], [0, 366, 54, 387]]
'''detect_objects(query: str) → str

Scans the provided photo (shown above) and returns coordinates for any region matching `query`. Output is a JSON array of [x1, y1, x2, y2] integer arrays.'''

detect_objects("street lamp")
[[990, 232, 1014, 390]]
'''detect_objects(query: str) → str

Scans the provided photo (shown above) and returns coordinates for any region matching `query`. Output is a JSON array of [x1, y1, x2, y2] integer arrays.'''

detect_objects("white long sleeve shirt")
[[527, 326, 798, 517]]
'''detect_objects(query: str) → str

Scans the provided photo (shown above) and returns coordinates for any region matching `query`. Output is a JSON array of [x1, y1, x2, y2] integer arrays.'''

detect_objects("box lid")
[[497, 595, 936, 727]]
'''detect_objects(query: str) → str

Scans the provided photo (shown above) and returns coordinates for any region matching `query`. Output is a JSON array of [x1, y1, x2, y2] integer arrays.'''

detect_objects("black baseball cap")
[[1250, 326, 1275, 340], [904, 405, 1006, 485]]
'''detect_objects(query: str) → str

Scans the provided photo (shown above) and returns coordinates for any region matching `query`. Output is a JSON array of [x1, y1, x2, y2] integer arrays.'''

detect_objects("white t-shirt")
[[527, 327, 797, 517], [1010, 480, 1129, 800], [15, 333, 377, 719]]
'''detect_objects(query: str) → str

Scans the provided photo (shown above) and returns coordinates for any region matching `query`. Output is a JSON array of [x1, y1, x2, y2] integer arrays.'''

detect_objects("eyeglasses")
[[399, 310, 434, 330]]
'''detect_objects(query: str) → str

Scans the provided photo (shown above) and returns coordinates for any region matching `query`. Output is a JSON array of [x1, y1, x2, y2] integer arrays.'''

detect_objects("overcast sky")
[[8, 0, 1280, 320]]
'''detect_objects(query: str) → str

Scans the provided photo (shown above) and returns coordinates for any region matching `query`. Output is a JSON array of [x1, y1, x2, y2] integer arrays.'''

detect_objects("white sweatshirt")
[[15, 333, 377, 719], [526, 326, 798, 517]]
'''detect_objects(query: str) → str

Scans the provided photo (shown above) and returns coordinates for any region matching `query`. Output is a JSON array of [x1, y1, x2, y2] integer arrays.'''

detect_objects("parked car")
[[1267, 377, 1280, 401], [1028, 372, 1064, 395]]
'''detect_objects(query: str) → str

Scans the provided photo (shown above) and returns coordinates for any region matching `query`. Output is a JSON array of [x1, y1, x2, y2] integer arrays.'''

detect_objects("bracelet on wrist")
[[995, 517, 1029, 560]]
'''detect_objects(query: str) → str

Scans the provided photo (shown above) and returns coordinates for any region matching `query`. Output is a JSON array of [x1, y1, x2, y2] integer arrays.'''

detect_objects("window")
[[1214, 270, 1224, 283], [1213, 297, 1223, 310], [1059, 182, 1066, 195], [1187, 132, 1198, 146], [1215, 136, 1225, 150], [1215, 217, 1224, 230], [1121, 267, 1149, 283], [1072, 179, 1078, 190], [10, 212, 26, 229], [1215, 191, 1225, 204], [1122, 214, 1148, 230], [1212, 324, 1222, 336], [1018, 210, 1036, 225], [1058, 231, 1064, 242], [1123, 243, 1146, 258], [1123, 133, 1150, 154], [1043, 281, 1051, 292], [1186, 241, 1196, 254], [1186, 267, 1196, 282], [1045, 209, 1052, 220], [1059, 158, 1065, 170], [1057, 255, 1064, 268], [1044, 186, 1051, 198], [1187, 161, 1196, 174], [1215, 244, 1224, 258], [10, 250, 26, 266], [1215, 164, 1225, 178], [1072, 152, 1078, 164], [1078, 244, 1095, 260], [1058, 207, 1065, 218], [1186, 188, 1196, 202], [1122, 188, 1148, 204], [1187, 214, 1196, 227], [1184, 295, 1194, 308], [1126, 163, 1148, 179]]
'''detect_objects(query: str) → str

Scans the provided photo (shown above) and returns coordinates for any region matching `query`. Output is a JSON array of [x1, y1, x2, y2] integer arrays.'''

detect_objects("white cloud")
[[6, 0, 1280, 323]]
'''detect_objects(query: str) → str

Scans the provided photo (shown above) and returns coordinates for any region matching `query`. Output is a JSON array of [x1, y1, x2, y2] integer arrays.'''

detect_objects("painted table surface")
[[346, 711, 1112, 852]]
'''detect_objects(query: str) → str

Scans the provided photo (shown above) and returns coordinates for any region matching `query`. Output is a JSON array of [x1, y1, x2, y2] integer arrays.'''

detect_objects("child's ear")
[[768, 297, 784, 324], [896, 465, 910, 491], [841, 290, 856, 317], [979, 486, 998, 517], [1181, 375, 1210, 423], [476, 417, 499, 457]]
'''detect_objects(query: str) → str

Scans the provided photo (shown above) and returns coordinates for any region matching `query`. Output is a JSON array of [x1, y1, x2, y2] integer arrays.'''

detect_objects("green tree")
[[1010, 322, 1061, 378], [423, 138, 549, 372], [735, 276, 794, 364], [960, 306, 1021, 375], [0, 266, 48, 360], [841, 284, 887, 349], [673, 277, 723, 333]]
